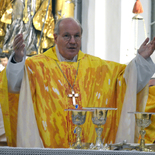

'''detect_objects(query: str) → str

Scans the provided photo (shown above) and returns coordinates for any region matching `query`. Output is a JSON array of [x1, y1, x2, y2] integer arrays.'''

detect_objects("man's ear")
[[54, 34, 58, 44]]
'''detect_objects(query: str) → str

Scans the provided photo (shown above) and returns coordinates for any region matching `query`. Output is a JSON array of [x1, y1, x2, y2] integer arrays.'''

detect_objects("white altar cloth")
[[0, 147, 154, 155]]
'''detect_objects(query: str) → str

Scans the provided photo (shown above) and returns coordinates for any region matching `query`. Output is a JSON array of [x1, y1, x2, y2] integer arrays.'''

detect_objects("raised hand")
[[13, 34, 25, 62], [138, 37, 155, 59]]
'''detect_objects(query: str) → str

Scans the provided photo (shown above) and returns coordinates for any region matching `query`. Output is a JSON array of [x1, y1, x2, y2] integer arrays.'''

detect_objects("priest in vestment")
[[0, 17, 155, 148]]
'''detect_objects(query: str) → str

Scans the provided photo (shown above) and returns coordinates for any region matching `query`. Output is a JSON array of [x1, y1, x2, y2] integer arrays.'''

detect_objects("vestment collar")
[[43, 46, 85, 61]]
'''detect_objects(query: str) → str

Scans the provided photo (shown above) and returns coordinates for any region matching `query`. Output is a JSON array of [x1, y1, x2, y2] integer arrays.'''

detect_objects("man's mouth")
[[68, 47, 76, 49]]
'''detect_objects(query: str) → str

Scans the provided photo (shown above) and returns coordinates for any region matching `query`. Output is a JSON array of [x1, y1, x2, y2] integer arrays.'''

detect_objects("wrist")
[[13, 56, 23, 63], [138, 50, 148, 59], [11, 56, 18, 63], [11, 56, 23, 63], [13, 56, 18, 63]]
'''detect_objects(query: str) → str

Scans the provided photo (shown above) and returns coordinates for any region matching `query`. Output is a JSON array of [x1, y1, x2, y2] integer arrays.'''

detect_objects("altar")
[[0, 147, 155, 155]]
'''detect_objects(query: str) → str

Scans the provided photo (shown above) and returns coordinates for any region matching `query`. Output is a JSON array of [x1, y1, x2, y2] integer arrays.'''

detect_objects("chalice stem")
[[95, 126, 103, 147], [140, 128, 146, 150], [75, 125, 82, 148]]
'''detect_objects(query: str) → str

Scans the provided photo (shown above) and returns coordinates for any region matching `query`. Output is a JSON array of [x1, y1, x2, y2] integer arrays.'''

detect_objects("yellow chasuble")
[[144, 86, 155, 143], [0, 46, 128, 147], [0, 69, 19, 146]]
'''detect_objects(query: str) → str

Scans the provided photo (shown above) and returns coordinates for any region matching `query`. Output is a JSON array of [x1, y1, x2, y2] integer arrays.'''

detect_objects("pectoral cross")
[[68, 89, 79, 106]]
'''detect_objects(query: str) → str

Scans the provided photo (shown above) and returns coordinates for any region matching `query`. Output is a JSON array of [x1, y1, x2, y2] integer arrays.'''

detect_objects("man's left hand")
[[138, 37, 155, 59]]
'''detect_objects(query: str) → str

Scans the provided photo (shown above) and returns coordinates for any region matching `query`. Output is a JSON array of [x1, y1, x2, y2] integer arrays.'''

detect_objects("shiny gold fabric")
[[1, 1, 13, 24], [2, 0, 38, 55], [1, 0, 75, 54], [33, 0, 54, 51], [55, 0, 75, 19], [0, 0, 10, 47]]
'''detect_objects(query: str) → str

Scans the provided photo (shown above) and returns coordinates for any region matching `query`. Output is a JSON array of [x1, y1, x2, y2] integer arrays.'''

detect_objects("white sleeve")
[[126, 53, 155, 93], [6, 52, 26, 93], [116, 54, 154, 143]]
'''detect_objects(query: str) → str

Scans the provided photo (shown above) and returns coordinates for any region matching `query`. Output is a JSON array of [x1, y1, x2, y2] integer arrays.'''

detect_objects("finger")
[[141, 37, 149, 46], [13, 37, 24, 51], [14, 44, 25, 62], [15, 39, 24, 49], [13, 43, 24, 52], [14, 34, 21, 41], [14, 34, 23, 42], [152, 37, 155, 45], [14, 44, 25, 55], [149, 38, 155, 48], [13, 34, 24, 46], [18, 44, 25, 53]]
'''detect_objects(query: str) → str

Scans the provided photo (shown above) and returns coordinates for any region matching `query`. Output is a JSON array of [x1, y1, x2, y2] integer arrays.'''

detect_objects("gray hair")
[[54, 17, 83, 35]]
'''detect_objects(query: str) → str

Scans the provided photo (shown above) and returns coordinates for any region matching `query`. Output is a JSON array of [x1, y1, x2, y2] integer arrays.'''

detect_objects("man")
[[148, 77, 155, 87], [0, 52, 9, 72], [0, 53, 9, 68], [0, 17, 155, 148]]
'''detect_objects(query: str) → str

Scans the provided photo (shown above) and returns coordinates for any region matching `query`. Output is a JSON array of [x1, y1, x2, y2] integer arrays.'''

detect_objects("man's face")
[[149, 78, 155, 87], [0, 57, 8, 67], [54, 19, 81, 60]]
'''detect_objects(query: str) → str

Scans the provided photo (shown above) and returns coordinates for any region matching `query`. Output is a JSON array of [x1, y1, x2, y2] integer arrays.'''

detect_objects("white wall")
[[81, 0, 95, 55], [82, 0, 121, 62], [120, 0, 136, 64], [120, 0, 151, 64], [82, 0, 153, 64]]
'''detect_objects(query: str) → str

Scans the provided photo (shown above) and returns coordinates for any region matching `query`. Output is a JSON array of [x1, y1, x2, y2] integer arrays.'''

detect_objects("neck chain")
[[55, 60, 80, 108]]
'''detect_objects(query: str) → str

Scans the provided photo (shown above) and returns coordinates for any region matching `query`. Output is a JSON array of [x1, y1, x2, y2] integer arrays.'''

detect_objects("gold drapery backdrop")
[[0, 0, 75, 55]]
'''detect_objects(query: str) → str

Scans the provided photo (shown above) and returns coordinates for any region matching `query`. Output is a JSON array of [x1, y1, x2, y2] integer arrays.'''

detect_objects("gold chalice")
[[83, 107, 117, 150], [129, 112, 155, 152], [65, 109, 93, 149]]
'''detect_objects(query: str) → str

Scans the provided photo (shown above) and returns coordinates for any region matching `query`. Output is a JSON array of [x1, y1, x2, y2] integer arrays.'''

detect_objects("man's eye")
[[64, 35, 69, 37], [75, 35, 80, 38]]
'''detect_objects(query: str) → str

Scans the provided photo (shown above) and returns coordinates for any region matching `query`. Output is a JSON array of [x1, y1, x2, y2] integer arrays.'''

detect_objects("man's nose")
[[69, 36, 76, 43]]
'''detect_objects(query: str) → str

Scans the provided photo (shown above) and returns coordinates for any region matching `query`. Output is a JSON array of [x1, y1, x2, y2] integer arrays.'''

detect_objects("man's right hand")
[[13, 34, 25, 62]]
